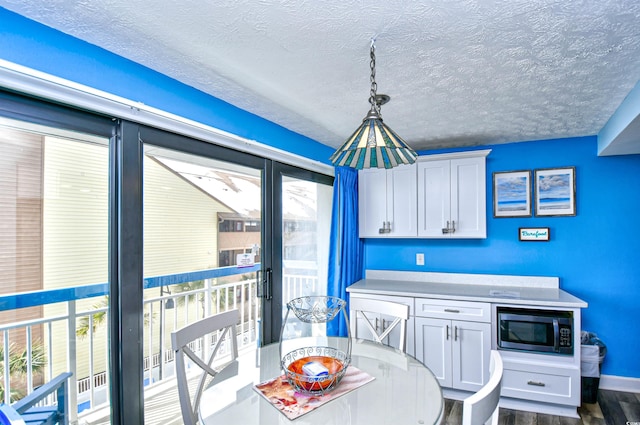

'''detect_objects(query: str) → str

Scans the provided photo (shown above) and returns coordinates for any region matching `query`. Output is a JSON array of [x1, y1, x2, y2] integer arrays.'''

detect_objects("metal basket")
[[281, 346, 350, 395]]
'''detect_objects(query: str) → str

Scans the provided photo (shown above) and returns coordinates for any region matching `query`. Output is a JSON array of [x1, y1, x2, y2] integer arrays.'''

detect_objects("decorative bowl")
[[287, 296, 346, 323], [281, 346, 350, 394]]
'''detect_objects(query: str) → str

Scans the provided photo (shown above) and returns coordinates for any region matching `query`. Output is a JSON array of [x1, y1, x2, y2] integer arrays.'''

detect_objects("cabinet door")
[[415, 317, 452, 387], [358, 165, 417, 238], [451, 320, 491, 392], [450, 157, 486, 238], [358, 168, 389, 237], [389, 164, 417, 237], [417, 159, 451, 237]]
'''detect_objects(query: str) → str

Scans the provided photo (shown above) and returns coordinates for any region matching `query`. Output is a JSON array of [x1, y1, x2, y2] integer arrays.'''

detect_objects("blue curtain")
[[327, 167, 363, 336]]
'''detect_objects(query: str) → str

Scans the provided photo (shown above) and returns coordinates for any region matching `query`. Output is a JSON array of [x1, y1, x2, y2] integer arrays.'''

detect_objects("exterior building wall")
[[143, 157, 231, 276], [39, 138, 233, 381], [0, 128, 45, 391], [42, 136, 110, 379]]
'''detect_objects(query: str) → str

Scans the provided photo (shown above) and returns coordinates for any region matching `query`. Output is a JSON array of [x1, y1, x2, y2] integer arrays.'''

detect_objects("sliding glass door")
[[137, 127, 269, 424], [0, 93, 113, 423], [266, 163, 334, 343], [0, 90, 334, 423]]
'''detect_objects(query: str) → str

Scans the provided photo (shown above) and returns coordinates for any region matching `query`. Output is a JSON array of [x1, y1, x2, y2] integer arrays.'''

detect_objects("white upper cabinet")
[[417, 150, 490, 238], [358, 164, 417, 238]]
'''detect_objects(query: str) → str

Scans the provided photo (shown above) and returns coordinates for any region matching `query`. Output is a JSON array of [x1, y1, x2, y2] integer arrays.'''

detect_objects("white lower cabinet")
[[414, 298, 491, 392], [347, 287, 583, 415], [501, 355, 581, 406], [415, 317, 491, 391]]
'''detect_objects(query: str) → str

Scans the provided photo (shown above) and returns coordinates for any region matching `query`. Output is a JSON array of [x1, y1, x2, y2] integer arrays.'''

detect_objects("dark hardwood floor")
[[441, 390, 640, 425]]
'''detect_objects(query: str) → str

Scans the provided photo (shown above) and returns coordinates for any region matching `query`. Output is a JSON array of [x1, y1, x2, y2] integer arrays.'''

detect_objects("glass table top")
[[199, 338, 443, 425]]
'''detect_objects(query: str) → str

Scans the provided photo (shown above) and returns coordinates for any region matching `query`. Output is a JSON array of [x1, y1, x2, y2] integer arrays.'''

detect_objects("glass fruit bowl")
[[279, 296, 351, 395], [286, 296, 346, 323]]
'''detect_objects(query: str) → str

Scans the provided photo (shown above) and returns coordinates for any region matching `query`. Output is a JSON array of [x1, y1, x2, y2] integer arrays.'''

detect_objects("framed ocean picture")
[[534, 167, 576, 216], [493, 170, 532, 217]]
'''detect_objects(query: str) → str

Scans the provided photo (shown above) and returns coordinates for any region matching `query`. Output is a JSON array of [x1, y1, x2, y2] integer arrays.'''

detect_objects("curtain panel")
[[327, 167, 363, 336]]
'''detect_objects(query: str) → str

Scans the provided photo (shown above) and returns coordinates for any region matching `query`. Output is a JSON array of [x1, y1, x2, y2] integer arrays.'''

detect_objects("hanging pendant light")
[[330, 40, 417, 169]]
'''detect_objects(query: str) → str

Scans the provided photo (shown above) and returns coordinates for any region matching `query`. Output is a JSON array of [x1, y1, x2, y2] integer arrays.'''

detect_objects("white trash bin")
[[581, 335, 606, 403]]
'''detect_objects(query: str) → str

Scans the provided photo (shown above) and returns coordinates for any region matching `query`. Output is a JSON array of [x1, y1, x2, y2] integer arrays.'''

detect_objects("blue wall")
[[0, 7, 334, 164], [2, 8, 639, 380], [365, 137, 640, 378]]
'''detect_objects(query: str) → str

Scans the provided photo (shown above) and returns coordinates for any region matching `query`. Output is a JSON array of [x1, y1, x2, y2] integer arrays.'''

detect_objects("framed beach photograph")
[[534, 167, 576, 216], [493, 170, 532, 217]]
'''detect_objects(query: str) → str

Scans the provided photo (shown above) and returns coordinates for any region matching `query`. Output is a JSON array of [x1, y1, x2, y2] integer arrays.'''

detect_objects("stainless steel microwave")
[[497, 307, 573, 355]]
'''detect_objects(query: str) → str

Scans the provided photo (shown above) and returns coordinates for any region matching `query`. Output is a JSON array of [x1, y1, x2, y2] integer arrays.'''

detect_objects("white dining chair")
[[349, 297, 410, 352], [462, 350, 503, 425], [171, 309, 240, 425]]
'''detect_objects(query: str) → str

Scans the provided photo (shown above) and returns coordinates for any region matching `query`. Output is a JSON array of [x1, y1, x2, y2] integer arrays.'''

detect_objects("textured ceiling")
[[2, 0, 640, 151]]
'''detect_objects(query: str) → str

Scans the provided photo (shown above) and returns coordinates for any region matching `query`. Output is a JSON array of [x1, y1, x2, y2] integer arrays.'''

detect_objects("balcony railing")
[[0, 264, 319, 423]]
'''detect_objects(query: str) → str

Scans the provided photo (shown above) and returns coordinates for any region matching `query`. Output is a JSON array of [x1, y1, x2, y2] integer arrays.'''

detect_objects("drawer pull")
[[444, 309, 460, 313], [527, 380, 546, 387]]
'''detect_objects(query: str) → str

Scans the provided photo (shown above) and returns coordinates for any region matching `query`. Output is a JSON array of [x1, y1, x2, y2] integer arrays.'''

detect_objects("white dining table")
[[199, 338, 443, 425]]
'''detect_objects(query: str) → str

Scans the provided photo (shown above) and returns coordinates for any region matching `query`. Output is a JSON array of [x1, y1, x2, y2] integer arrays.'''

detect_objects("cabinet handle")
[[378, 221, 391, 234], [446, 325, 450, 340], [454, 326, 458, 341], [527, 381, 546, 387], [444, 308, 460, 313], [442, 220, 456, 234], [442, 221, 450, 234], [375, 317, 379, 331]]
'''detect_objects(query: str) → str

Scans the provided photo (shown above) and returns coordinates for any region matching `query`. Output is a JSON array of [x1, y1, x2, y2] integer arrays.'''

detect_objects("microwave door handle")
[[553, 319, 560, 352]]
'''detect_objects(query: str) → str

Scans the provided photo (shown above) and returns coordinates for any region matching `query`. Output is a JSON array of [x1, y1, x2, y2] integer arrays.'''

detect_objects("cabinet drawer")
[[414, 298, 490, 322], [501, 363, 580, 405]]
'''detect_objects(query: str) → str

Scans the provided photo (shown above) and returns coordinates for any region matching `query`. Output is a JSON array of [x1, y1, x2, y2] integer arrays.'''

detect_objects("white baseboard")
[[441, 388, 581, 418], [599, 374, 640, 393]]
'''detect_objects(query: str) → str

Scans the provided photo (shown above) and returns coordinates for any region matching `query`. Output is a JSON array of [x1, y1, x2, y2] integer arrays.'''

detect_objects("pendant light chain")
[[369, 42, 379, 115]]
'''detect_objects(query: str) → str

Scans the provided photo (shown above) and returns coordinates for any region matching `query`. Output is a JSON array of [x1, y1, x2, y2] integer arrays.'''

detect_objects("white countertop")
[[346, 270, 587, 308]]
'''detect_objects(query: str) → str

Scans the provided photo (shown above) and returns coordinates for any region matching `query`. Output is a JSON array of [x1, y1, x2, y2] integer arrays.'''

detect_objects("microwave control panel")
[[560, 327, 572, 347]]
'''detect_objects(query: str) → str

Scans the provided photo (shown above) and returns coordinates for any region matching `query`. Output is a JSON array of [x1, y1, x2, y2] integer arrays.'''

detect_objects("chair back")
[[462, 350, 503, 425], [171, 309, 239, 425], [0, 371, 72, 425], [349, 297, 410, 352]]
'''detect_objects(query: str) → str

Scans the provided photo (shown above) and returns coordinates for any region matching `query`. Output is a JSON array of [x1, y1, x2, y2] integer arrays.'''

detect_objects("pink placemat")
[[254, 366, 374, 420]]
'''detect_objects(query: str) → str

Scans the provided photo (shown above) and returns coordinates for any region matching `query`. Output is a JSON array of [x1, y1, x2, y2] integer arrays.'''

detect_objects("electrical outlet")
[[416, 253, 425, 266]]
